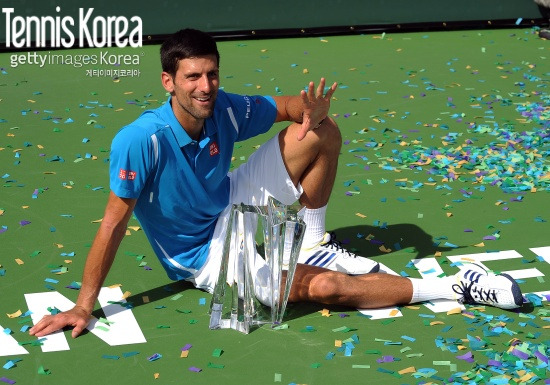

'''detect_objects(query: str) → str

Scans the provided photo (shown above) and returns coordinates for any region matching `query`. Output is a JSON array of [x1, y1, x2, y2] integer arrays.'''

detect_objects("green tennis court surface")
[[1, 28, 549, 384]]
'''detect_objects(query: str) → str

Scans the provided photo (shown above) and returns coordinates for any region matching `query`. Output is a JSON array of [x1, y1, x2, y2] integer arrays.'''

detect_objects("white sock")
[[408, 276, 458, 303], [301, 205, 327, 249]]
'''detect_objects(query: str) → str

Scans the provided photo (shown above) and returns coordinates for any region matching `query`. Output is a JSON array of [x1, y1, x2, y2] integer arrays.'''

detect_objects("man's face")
[[163, 55, 220, 128]]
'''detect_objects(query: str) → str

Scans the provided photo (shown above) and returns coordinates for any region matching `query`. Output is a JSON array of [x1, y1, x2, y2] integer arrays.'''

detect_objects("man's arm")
[[29, 191, 137, 338], [272, 78, 338, 141]]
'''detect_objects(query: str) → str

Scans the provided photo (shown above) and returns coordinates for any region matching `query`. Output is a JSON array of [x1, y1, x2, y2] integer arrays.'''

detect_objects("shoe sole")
[[347, 262, 380, 275]]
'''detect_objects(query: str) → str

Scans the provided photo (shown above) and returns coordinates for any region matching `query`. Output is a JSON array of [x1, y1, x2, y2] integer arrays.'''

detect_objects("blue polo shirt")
[[109, 90, 277, 280]]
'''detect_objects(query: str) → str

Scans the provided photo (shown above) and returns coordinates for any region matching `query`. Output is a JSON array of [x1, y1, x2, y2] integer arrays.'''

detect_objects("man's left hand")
[[297, 78, 338, 141]]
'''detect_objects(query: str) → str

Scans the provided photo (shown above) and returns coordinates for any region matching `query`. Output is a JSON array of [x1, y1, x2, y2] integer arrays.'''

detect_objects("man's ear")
[[161, 72, 174, 93]]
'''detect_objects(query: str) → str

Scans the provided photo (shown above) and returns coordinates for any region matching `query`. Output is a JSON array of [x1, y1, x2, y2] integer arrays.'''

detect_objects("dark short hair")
[[160, 28, 220, 76]]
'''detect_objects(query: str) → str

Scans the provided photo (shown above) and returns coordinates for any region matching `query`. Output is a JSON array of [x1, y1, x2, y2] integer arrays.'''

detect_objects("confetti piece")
[[456, 351, 474, 362], [37, 366, 51, 375], [398, 366, 416, 374], [147, 353, 162, 362], [447, 307, 462, 315], [379, 245, 392, 253], [365, 349, 382, 355], [332, 326, 347, 332], [320, 308, 331, 317], [7, 310, 22, 318]]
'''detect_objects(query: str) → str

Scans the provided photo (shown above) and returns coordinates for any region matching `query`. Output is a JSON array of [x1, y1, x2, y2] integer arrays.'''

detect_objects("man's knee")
[[317, 117, 342, 152], [308, 271, 346, 301]]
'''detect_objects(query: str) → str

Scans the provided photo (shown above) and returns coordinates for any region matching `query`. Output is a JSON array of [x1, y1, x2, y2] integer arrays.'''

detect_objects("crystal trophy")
[[209, 197, 305, 334]]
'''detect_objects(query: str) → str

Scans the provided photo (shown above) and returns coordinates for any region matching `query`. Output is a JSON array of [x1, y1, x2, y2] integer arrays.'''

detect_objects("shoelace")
[[324, 232, 357, 258], [452, 279, 499, 305]]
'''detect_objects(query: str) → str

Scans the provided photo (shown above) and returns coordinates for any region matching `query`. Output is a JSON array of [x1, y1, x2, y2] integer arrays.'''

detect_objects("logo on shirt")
[[209, 142, 219, 156], [119, 169, 137, 180], [243, 96, 251, 118]]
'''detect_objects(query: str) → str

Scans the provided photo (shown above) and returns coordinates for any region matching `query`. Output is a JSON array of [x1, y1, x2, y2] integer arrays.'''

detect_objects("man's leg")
[[288, 263, 523, 310], [277, 118, 522, 311], [278, 118, 340, 210], [278, 118, 380, 275], [276, 118, 411, 309], [278, 118, 339, 248], [289, 264, 414, 308]]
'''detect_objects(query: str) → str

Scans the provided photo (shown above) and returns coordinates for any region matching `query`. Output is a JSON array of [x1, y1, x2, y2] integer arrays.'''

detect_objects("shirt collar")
[[159, 96, 218, 148]]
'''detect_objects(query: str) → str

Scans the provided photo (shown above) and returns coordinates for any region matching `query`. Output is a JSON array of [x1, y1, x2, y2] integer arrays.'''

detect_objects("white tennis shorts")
[[189, 133, 303, 294]]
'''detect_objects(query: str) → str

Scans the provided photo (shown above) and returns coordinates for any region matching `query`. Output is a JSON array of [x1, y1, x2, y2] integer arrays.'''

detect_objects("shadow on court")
[[87, 280, 196, 319], [333, 223, 466, 259]]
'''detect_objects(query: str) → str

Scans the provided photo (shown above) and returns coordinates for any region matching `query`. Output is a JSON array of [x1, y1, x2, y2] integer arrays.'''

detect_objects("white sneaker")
[[452, 264, 523, 310], [298, 232, 380, 275]]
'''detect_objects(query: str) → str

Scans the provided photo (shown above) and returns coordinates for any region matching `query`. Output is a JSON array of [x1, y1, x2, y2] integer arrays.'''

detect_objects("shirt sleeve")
[[222, 92, 278, 142], [109, 124, 154, 199]]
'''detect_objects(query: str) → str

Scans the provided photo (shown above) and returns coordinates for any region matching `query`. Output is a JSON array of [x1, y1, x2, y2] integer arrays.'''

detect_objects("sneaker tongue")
[[322, 232, 332, 244]]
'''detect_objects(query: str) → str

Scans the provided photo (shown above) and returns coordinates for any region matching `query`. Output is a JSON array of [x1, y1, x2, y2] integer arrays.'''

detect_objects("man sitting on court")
[[30, 28, 523, 339]]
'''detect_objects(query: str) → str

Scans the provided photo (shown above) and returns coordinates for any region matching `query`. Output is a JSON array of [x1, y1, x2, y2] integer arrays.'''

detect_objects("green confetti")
[[37, 365, 51, 375], [272, 323, 288, 330], [364, 350, 381, 354]]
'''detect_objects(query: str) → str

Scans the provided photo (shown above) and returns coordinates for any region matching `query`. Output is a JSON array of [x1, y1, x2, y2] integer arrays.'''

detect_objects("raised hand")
[[297, 78, 338, 141]]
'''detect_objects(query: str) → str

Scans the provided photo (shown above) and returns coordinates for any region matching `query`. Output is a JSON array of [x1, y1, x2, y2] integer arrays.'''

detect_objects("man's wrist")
[[314, 117, 326, 129], [299, 112, 327, 128]]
